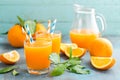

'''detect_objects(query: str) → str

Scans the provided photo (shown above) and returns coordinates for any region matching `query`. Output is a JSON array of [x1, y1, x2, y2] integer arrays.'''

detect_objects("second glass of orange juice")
[[36, 31, 61, 54], [24, 37, 52, 75], [51, 31, 61, 54]]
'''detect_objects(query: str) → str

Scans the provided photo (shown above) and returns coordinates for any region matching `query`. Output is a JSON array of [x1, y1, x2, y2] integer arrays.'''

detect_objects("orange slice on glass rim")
[[0, 50, 20, 64]]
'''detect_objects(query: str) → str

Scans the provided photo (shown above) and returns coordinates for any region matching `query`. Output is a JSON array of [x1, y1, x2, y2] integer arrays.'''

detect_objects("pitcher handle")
[[96, 14, 106, 32]]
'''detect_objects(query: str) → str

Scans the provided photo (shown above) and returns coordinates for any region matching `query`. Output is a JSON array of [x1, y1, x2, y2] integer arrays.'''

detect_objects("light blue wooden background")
[[0, 0, 120, 36]]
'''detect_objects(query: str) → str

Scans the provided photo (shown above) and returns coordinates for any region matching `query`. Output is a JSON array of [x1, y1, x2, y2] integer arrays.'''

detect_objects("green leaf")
[[49, 53, 60, 64], [69, 47, 72, 59], [0, 31, 8, 35], [67, 65, 90, 74], [17, 16, 24, 27], [0, 66, 17, 74], [65, 58, 81, 67], [24, 20, 36, 35], [50, 64, 66, 76], [34, 20, 37, 23], [12, 70, 19, 76]]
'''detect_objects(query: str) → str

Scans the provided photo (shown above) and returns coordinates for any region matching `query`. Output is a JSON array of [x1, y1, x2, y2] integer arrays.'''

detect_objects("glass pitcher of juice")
[[70, 4, 106, 50]]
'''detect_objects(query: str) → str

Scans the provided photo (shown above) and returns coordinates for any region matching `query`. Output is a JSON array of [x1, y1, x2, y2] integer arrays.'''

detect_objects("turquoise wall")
[[0, 0, 120, 36]]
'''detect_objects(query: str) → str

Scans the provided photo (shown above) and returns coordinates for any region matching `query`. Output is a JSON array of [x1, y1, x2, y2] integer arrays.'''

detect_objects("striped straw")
[[22, 27, 29, 41], [47, 20, 51, 33], [25, 24, 33, 43], [50, 19, 57, 34]]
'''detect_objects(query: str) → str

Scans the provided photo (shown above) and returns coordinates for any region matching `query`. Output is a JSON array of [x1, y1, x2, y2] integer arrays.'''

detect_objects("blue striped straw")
[[25, 24, 33, 43], [50, 19, 57, 34], [22, 27, 29, 41]]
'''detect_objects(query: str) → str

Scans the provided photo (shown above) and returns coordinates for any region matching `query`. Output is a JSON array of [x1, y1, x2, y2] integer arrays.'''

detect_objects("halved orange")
[[60, 43, 78, 53], [64, 47, 86, 58], [91, 56, 116, 70], [0, 50, 20, 64]]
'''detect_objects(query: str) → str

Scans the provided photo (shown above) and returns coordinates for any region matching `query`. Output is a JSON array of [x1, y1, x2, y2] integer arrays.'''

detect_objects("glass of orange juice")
[[51, 31, 61, 54], [36, 31, 61, 54], [24, 36, 52, 75]]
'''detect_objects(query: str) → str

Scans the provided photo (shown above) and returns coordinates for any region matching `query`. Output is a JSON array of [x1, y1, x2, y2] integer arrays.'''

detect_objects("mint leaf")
[[67, 65, 90, 74], [0, 31, 8, 35], [49, 53, 60, 64], [12, 70, 19, 76], [34, 20, 37, 23], [0, 66, 17, 74], [24, 20, 36, 35], [17, 16, 24, 27], [65, 58, 81, 67], [69, 47, 72, 59], [50, 64, 66, 76]]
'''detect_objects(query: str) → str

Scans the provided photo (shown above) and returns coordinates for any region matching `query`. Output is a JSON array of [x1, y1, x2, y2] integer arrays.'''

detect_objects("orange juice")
[[36, 31, 61, 54], [51, 33, 61, 53], [70, 29, 99, 49], [24, 40, 52, 74]]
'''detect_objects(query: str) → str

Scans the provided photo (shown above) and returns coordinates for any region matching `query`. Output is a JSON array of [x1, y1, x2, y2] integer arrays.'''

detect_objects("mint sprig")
[[49, 48, 90, 76]]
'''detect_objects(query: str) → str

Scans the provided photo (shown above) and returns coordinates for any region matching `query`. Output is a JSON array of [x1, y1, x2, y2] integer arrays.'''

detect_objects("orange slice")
[[0, 50, 20, 64], [89, 38, 113, 57], [60, 43, 78, 53], [91, 56, 116, 70], [64, 47, 86, 58]]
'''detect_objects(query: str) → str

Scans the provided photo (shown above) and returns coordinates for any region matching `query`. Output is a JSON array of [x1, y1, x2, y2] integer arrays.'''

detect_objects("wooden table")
[[0, 35, 120, 80]]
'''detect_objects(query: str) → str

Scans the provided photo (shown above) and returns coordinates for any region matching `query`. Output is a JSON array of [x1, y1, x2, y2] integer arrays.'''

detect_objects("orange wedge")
[[0, 50, 20, 64], [60, 43, 78, 53], [91, 56, 116, 70], [64, 47, 86, 58]]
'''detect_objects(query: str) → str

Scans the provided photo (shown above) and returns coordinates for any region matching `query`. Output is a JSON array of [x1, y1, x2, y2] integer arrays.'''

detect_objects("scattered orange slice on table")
[[89, 38, 113, 57], [0, 50, 20, 64], [91, 56, 116, 70], [60, 43, 78, 53], [64, 47, 86, 58]]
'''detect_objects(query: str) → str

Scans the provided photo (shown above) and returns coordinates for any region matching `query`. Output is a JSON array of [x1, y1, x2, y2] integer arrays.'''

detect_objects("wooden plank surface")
[[0, 35, 120, 80]]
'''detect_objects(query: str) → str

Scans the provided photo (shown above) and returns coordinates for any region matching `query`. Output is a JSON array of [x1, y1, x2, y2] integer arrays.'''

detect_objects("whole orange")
[[8, 25, 26, 47], [36, 22, 47, 32], [89, 38, 113, 57], [32, 22, 47, 39]]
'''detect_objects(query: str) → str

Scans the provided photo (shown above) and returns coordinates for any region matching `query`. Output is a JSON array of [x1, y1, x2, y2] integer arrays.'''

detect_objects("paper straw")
[[25, 24, 33, 43], [47, 20, 51, 33], [50, 19, 57, 34], [22, 27, 29, 41]]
